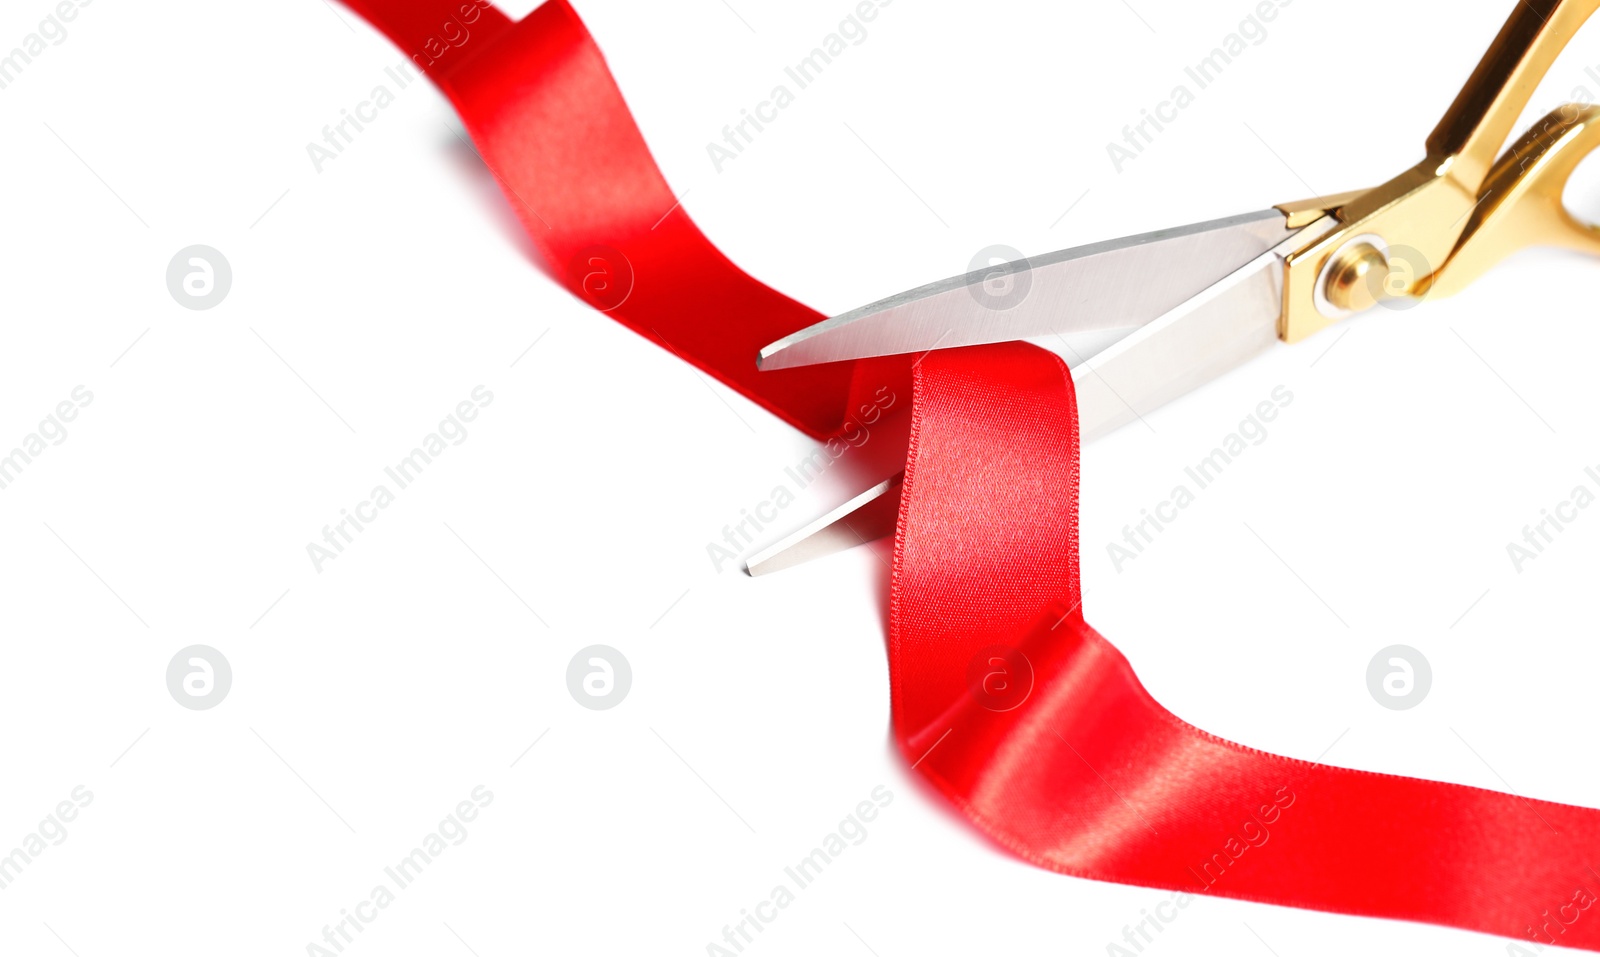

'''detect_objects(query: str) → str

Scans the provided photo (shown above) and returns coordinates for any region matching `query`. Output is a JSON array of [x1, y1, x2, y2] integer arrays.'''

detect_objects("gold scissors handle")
[[1430, 104, 1600, 297], [1431, 0, 1596, 188], [1280, 0, 1600, 341]]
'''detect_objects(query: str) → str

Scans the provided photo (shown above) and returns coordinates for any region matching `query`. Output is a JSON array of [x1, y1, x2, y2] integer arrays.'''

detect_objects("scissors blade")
[[758, 208, 1299, 370], [745, 215, 1339, 575], [1067, 216, 1330, 437]]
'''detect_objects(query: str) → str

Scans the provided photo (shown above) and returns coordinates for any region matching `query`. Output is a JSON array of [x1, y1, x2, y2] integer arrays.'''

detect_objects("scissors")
[[744, 0, 1600, 576]]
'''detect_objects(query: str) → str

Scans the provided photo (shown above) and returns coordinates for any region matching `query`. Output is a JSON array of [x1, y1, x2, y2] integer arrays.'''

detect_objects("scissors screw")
[[1321, 241, 1390, 315]]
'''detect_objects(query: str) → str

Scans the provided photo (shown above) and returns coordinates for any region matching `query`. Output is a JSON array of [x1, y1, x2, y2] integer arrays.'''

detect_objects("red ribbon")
[[898, 343, 1600, 948], [337, 0, 1600, 948], [341, 0, 904, 438]]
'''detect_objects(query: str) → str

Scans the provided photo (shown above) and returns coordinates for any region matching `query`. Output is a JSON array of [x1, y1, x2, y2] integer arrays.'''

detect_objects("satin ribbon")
[[896, 343, 1600, 950], [336, 0, 1600, 948], [340, 0, 904, 438]]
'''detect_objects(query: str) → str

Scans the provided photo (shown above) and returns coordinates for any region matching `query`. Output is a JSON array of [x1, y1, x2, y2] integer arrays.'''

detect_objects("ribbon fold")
[[896, 343, 1600, 949]]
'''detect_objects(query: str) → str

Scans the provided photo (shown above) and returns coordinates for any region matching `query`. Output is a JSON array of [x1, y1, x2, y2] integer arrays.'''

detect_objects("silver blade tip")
[[756, 332, 812, 371]]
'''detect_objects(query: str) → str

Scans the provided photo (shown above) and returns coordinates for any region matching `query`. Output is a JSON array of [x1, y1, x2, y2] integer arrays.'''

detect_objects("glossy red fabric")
[[342, 0, 903, 438], [340, 0, 1600, 949], [896, 343, 1600, 949]]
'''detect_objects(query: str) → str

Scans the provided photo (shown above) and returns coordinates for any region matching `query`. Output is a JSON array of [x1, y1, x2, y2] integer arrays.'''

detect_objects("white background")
[[3, 0, 1600, 954]]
